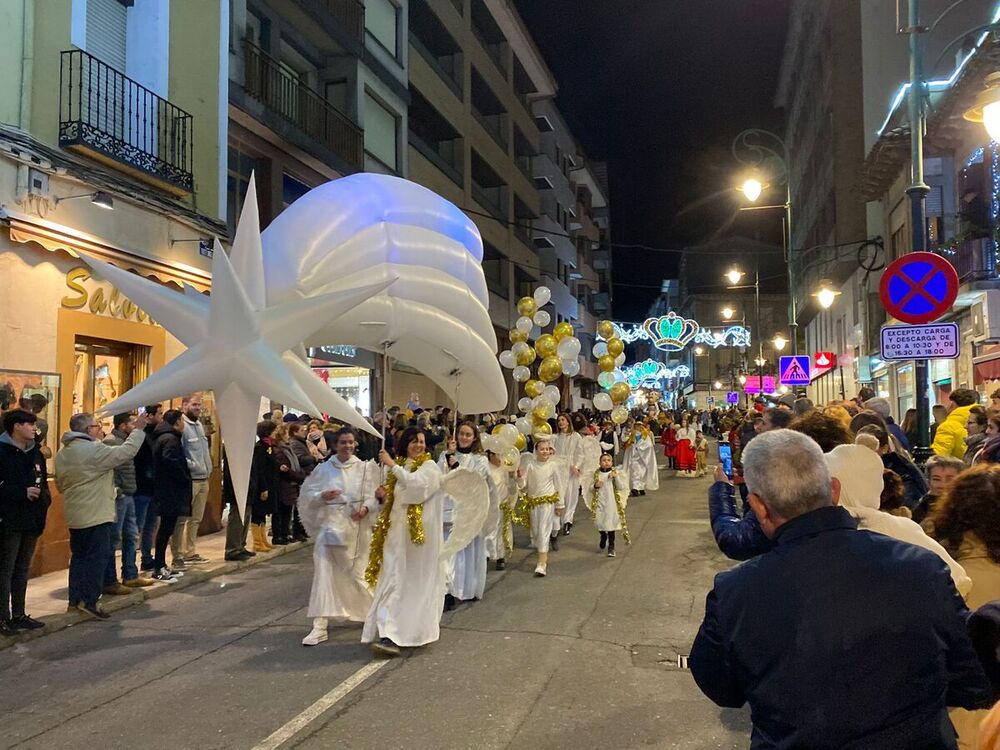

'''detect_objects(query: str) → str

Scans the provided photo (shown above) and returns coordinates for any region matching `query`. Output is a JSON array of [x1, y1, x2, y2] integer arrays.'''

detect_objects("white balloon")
[[556, 336, 582, 360], [511, 341, 531, 358], [518, 397, 532, 412], [612, 368, 626, 383], [598, 371, 616, 388], [533, 286, 552, 307], [497, 423, 519, 446], [611, 405, 629, 424], [562, 359, 581, 377], [592, 342, 608, 358], [515, 416, 533, 435], [480, 434, 498, 454], [533, 310, 551, 327], [593, 392, 613, 411], [543, 385, 561, 403], [531, 396, 555, 420], [501, 446, 521, 470], [615, 353, 626, 366], [513, 365, 530, 382], [499, 350, 517, 369], [516, 316, 533, 334]]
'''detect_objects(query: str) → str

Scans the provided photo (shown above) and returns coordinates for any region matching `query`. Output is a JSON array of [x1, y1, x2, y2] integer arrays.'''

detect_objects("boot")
[[302, 617, 328, 646], [549, 533, 559, 552], [252, 523, 273, 552], [534, 552, 548, 577]]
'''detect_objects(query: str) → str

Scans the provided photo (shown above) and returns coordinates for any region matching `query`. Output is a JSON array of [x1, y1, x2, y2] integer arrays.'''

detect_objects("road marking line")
[[251, 659, 389, 750]]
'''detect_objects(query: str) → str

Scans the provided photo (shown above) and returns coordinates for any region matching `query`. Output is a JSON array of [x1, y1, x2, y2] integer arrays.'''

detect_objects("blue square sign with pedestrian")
[[779, 355, 811, 386]]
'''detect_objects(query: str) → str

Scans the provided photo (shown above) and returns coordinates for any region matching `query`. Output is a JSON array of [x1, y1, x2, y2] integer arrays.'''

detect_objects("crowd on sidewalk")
[[694, 387, 1000, 749]]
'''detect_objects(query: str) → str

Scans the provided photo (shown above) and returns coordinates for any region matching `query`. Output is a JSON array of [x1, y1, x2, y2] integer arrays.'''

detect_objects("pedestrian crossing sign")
[[779, 355, 811, 386]]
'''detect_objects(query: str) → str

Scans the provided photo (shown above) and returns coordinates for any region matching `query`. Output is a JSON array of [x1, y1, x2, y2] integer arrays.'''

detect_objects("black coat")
[[273, 444, 305, 507], [690, 505, 993, 749], [0, 437, 50, 533], [133, 424, 157, 496], [249, 439, 279, 515], [151, 422, 192, 517]]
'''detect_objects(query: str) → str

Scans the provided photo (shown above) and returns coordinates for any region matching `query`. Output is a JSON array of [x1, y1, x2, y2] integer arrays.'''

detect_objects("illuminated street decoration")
[[613, 312, 751, 352], [622, 359, 690, 389]]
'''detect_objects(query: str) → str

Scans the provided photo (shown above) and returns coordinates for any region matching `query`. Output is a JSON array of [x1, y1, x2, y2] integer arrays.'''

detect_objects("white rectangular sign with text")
[[880, 323, 960, 361]]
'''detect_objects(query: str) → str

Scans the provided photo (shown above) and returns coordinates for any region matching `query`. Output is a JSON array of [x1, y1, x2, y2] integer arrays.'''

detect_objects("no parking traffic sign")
[[878, 252, 958, 324]]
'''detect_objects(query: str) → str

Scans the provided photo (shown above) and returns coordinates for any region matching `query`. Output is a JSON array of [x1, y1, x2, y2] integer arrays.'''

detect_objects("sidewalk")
[[4, 528, 308, 650]]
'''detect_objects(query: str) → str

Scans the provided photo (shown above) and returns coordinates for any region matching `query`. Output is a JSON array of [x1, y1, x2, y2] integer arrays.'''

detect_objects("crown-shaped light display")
[[643, 312, 699, 351]]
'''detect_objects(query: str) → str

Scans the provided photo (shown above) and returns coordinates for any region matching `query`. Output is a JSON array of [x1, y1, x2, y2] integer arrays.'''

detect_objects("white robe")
[[297, 456, 378, 622], [361, 459, 445, 647], [439, 451, 490, 601], [516, 459, 565, 552], [485, 461, 515, 560], [624, 432, 659, 492], [552, 431, 585, 528], [591, 470, 628, 532]]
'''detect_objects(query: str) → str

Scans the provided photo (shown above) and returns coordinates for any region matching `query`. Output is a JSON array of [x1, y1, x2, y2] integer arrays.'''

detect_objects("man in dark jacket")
[[103, 413, 153, 592], [0, 409, 50, 634], [150, 411, 192, 581], [691, 430, 993, 749], [132, 404, 162, 573]]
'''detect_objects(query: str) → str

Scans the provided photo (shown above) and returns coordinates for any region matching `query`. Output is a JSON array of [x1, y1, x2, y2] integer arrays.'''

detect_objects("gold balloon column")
[[496, 286, 583, 440], [591, 320, 631, 424]]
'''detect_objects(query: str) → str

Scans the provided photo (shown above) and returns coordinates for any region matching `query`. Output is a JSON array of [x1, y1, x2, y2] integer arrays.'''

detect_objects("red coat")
[[661, 427, 678, 458]]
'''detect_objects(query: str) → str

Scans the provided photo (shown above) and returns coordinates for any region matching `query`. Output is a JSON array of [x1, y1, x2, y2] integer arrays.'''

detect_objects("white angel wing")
[[580, 436, 603, 481], [439, 468, 490, 561], [484, 475, 502, 540]]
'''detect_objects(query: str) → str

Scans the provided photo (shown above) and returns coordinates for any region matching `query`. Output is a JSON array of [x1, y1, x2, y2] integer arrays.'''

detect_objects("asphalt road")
[[0, 468, 749, 750]]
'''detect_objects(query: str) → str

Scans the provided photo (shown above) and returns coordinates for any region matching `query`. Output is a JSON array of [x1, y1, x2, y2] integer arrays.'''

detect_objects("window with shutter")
[[86, 0, 127, 71]]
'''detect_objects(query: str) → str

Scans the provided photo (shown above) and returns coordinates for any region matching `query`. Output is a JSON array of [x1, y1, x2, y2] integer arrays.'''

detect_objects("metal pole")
[[785, 191, 798, 355], [755, 263, 763, 403], [906, 0, 932, 456]]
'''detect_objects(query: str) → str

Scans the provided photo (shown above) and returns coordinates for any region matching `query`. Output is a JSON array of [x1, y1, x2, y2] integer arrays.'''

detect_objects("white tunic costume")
[[439, 450, 490, 601], [591, 469, 628, 532], [552, 431, 585, 528], [516, 458, 565, 552], [361, 458, 445, 647], [297, 455, 379, 622], [485, 461, 515, 560], [624, 429, 660, 492]]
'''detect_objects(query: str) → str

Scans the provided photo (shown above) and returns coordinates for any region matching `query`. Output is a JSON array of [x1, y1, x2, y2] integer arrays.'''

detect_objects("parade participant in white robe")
[[515, 440, 566, 577], [298, 427, 379, 646], [590, 453, 630, 558], [362, 428, 445, 657], [484, 451, 515, 570], [553, 414, 585, 537], [439, 421, 490, 603], [623, 423, 659, 495]]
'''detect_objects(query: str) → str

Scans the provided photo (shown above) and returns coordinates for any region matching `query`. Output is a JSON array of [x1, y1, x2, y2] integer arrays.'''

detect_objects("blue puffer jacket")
[[708, 481, 772, 561]]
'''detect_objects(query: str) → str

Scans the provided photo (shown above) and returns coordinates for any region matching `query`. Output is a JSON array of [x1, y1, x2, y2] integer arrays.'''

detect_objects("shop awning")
[[5, 214, 212, 293], [974, 351, 1000, 383]]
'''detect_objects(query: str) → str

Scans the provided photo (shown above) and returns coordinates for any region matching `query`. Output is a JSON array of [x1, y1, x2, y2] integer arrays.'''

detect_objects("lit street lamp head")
[[726, 269, 744, 286], [713, 380, 722, 390], [739, 375, 747, 385], [964, 72, 1000, 143], [721, 306, 735, 320], [773, 334, 787, 351], [741, 178, 764, 202], [814, 279, 840, 310], [694, 346, 705, 356]]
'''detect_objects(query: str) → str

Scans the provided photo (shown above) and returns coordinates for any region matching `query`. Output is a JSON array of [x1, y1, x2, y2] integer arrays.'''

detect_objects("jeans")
[[69, 523, 113, 609], [134, 494, 156, 570], [106, 495, 138, 584], [0, 530, 39, 620], [154, 515, 180, 570]]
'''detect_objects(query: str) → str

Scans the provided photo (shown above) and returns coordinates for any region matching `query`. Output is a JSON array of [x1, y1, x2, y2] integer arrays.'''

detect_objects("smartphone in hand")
[[717, 443, 734, 479]]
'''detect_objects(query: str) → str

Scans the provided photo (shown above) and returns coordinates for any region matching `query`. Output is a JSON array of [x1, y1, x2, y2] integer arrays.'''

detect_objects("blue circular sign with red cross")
[[878, 252, 959, 325]]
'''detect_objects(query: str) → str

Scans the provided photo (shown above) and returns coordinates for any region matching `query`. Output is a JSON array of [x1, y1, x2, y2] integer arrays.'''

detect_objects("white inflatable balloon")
[[533, 310, 551, 328], [593, 392, 613, 411], [513, 365, 530, 382], [562, 359, 581, 377], [613, 368, 626, 383], [499, 350, 516, 369], [615, 353, 626, 367], [611, 405, 629, 424], [598, 371, 616, 388], [511, 341, 531, 358], [556, 337, 581, 359], [533, 286, 552, 307], [515, 316, 533, 334], [543, 385, 561, 404], [515, 416, 532, 434], [518, 396, 532, 412], [592, 342, 608, 358]]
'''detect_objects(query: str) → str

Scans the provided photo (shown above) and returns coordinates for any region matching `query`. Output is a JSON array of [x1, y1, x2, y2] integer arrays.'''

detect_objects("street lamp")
[[964, 72, 1000, 142], [726, 268, 744, 286], [773, 334, 787, 352], [741, 178, 764, 202], [694, 346, 705, 356], [714, 380, 723, 390], [721, 306, 735, 320], [738, 374, 747, 385], [814, 279, 840, 310]]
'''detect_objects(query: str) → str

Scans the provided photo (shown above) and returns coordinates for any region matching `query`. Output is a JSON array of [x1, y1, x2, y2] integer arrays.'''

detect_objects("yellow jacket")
[[931, 404, 973, 459]]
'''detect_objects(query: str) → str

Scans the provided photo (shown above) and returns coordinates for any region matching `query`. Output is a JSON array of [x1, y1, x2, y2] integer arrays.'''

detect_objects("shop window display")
[[0, 370, 60, 459]]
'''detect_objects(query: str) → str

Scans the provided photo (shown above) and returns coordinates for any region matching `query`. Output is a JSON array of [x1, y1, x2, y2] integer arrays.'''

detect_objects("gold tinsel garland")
[[364, 452, 432, 589], [500, 500, 515, 555], [512, 492, 560, 537], [590, 469, 631, 545]]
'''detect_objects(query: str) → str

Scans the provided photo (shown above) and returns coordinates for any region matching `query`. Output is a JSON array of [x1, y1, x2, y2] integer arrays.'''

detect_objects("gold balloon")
[[609, 381, 631, 404], [516, 296, 538, 317], [514, 432, 527, 451], [516, 347, 536, 366], [597, 320, 615, 340], [525, 379, 544, 398], [532, 404, 553, 422], [534, 333, 557, 358], [538, 355, 563, 382], [492, 425, 504, 436], [598, 354, 616, 372], [509, 327, 529, 344], [553, 321, 574, 341], [606, 337, 624, 357], [533, 421, 552, 437]]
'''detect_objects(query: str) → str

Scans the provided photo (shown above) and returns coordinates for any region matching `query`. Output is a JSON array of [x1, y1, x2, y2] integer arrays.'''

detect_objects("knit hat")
[[823, 443, 884, 511], [282, 413, 301, 423], [863, 397, 892, 420]]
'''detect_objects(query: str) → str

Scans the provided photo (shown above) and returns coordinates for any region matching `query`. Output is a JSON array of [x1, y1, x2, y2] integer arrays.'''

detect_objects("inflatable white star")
[[82, 175, 388, 517]]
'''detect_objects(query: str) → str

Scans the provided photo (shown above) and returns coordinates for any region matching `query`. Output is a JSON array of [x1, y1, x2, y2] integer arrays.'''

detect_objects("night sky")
[[512, 0, 792, 321]]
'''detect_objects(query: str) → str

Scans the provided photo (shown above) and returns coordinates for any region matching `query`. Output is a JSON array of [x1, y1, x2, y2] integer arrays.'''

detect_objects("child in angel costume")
[[484, 450, 516, 571], [515, 439, 567, 577], [623, 421, 659, 496], [589, 452, 630, 558], [553, 414, 585, 538], [297, 427, 379, 647], [439, 421, 490, 604], [362, 427, 488, 657]]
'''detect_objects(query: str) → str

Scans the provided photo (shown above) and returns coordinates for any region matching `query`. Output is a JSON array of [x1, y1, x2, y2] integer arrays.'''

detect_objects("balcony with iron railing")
[[241, 40, 363, 171], [59, 49, 193, 195], [934, 237, 998, 284]]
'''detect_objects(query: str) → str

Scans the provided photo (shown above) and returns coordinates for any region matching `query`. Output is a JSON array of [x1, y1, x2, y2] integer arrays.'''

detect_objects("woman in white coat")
[[298, 427, 379, 646], [553, 413, 585, 537], [362, 428, 445, 656], [439, 421, 490, 603]]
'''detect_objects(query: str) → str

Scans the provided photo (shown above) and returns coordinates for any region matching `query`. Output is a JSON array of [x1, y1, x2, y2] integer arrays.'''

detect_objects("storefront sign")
[[880, 323, 960, 361], [743, 375, 776, 394], [813, 352, 837, 378], [60, 267, 155, 325]]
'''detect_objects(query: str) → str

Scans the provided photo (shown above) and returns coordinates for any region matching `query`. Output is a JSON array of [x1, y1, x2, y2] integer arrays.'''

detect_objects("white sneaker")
[[302, 626, 328, 646], [534, 564, 547, 577]]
